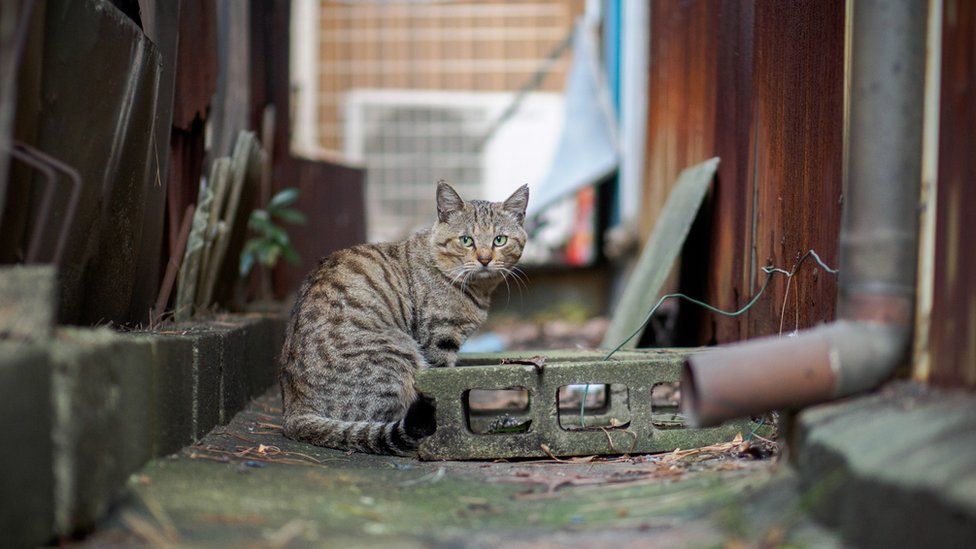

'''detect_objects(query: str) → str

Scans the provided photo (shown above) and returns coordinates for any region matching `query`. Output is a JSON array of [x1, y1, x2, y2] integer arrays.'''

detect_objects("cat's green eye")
[[459, 236, 474, 247], [493, 235, 508, 247]]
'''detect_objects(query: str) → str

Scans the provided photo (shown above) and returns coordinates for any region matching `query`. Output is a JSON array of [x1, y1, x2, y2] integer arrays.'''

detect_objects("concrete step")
[[795, 381, 976, 547]]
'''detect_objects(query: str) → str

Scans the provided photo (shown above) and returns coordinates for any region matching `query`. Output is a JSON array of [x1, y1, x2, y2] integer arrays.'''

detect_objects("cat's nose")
[[476, 251, 492, 266]]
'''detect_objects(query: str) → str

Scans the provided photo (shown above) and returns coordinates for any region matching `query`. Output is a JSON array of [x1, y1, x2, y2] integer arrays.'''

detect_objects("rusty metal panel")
[[738, 0, 846, 340], [171, 0, 217, 130], [271, 158, 366, 299], [704, 0, 755, 344], [643, 0, 845, 345], [164, 0, 216, 298], [641, 1, 718, 246], [930, 0, 976, 388], [166, 124, 206, 259]]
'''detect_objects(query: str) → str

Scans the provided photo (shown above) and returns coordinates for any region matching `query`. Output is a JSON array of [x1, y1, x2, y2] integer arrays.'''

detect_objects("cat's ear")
[[436, 180, 464, 222], [502, 184, 530, 223]]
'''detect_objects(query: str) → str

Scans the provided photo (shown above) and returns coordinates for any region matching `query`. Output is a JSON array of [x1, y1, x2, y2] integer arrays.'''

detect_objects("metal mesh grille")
[[311, 0, 583, 241], [359, 101, 486, 241]]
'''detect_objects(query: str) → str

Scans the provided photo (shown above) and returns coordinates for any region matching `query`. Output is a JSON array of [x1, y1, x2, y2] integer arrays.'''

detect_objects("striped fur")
[[280, 182, 529, 455]]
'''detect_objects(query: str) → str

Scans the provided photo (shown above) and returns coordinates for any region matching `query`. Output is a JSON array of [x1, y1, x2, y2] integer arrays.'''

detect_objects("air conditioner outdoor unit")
[[344, 89, 563, 243]]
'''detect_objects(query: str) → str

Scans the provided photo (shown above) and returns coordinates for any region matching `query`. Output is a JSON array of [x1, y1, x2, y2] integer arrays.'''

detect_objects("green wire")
[[578, 250, 837, 428]]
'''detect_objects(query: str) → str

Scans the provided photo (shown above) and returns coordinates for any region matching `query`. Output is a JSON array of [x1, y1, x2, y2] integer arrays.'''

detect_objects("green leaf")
[[267, 188, 299, 210], [274, 208, 307, 225], [242, 238, 263, 254], [249, 208, 270, 224], [247, 210, 274, 233], [281, 245, 301, 265], [259, 245, 281, 268], [267, 224, 290, 246], [248, 215, 277, 236], [239, 250, 256, 277]]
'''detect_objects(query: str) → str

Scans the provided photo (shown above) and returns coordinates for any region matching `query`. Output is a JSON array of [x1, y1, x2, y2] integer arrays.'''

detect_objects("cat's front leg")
[[423, 339, 459, 368], [421, 318, 481, 367]]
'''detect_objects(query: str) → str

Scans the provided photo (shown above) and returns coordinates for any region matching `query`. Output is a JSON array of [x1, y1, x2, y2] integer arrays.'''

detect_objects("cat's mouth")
[[473, 268, 500, 280]]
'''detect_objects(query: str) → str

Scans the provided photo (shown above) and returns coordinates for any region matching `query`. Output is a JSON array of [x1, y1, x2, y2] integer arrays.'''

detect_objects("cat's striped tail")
[[283, 398, 436, 456]]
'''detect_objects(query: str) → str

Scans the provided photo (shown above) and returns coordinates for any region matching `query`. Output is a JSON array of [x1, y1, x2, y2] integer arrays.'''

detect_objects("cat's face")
[[430, 182, 529, 283]]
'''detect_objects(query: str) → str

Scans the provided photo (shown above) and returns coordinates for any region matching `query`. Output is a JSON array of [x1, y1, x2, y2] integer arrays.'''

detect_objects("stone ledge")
[[0, 312, 286, 541], [0, 343, 54, 549], [49, 328, 155, 534], [0, 265, 56, 340], [166, 314, 286, 429], [794, 381, 976, 547]]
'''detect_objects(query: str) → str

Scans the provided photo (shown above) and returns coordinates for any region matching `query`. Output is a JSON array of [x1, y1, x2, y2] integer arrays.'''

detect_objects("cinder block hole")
[[557, 384, 631, 431], [651, 382, 685, 429], [464, 388, 532, 435]]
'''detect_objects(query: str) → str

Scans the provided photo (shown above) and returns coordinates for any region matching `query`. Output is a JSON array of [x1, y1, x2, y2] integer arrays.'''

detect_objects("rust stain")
[[644, 1, 845, 344], [642, 1, 718, 247], [930, 0, 976, 388]]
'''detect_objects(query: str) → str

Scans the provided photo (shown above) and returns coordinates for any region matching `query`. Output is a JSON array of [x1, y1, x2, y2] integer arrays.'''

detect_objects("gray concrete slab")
[[795, 381, 976, 547]]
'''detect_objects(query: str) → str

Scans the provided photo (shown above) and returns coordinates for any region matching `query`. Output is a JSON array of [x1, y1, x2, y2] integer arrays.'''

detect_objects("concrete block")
[[157, 325, 224, 440], [238, 315, 286, 397], [417, 350, 748, 460], [206, 315, 286, 424], [156, 314, 285, 440], [0, 265, 56, 340], [49, 328, 153, 534], [129, 334, 196, 456], [215, 321, 250, 425], [0, 343, 55, 548]]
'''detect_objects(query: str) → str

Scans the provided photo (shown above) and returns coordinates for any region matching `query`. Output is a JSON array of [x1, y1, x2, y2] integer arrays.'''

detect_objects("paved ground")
[[81, 389, 841, 548]]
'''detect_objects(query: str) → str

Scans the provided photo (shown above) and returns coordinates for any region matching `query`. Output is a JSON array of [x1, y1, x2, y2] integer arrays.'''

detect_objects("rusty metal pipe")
[[681, 0, 926, 427], [681, 322, 909, 427]]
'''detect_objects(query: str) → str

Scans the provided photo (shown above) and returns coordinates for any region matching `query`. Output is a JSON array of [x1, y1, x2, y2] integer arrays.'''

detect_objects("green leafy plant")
[[239, 188, 307, 278]]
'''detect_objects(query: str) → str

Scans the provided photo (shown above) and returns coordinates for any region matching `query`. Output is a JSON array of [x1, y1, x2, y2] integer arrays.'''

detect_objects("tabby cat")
[[279, 182, 529, 455]]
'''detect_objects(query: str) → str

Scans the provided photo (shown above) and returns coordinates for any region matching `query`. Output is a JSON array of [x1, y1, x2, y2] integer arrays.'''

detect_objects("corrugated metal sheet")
[[930, 0, 976, 388], [126, 0, 181, 323], [644, 0, 845, 344]]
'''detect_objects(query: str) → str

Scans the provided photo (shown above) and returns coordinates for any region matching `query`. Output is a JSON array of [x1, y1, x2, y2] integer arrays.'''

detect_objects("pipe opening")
[[679, 358, 701, 428]]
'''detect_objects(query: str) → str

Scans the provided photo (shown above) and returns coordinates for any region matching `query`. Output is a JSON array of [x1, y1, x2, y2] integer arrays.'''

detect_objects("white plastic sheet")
[[526, 20, 619, 218]]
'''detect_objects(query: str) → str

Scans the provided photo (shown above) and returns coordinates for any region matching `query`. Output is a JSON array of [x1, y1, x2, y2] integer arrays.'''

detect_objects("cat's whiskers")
[[497, 266, 526, 305], [499, 267, 513, 307], [447, 265, 468, 286], [502, 265, 529, 294]]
